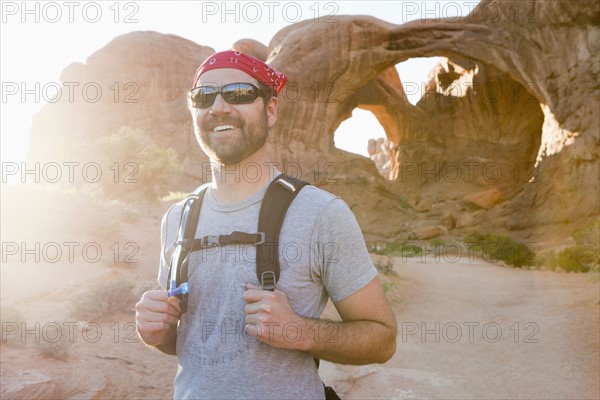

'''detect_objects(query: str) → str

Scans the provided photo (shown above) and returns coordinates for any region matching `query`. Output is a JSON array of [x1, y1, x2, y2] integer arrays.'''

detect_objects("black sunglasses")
[[189, 82, 265, 109]]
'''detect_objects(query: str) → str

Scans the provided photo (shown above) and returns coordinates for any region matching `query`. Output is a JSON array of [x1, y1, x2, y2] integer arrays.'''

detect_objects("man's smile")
[[212, 125, 239, 133]]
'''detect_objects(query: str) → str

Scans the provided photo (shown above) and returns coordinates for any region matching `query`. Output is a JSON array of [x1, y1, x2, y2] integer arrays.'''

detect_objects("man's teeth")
[[213, 125, 237, 132]]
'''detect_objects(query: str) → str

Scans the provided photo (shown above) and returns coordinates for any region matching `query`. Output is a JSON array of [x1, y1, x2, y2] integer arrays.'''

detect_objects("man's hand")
[[243, 283, 309, 350], [245, 278, 397, 365], [135, 290, 181, 348]]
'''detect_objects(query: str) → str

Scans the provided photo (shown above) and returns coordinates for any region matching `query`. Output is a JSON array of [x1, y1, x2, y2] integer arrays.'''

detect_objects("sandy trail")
[[321, 256, 600, 399]]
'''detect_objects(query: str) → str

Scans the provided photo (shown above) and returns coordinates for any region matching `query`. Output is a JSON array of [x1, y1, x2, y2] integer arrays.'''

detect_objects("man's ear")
[[266, 96, 278, 128]]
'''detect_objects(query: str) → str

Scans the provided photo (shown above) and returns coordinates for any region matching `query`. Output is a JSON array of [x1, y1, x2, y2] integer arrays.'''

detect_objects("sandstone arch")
[[266, 0, 599, 237]]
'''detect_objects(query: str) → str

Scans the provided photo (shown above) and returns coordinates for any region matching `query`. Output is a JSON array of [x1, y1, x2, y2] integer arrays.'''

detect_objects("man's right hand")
[[135, 290, 181, 347]]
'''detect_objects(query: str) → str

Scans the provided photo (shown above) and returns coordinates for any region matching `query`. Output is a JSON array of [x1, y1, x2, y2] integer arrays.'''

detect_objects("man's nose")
[[209, 94, 231, 114]]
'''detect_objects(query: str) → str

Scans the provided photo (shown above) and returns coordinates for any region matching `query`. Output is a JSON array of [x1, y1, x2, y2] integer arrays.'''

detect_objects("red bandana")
[[192, 50, 288, 94]]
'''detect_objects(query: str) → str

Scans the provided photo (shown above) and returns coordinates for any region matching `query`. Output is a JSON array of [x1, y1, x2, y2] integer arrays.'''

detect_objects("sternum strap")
[[188, 231, 265, 251]]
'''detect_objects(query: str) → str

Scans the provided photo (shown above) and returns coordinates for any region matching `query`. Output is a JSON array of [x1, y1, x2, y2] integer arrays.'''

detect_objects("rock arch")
[[266, 0, 599, 237]]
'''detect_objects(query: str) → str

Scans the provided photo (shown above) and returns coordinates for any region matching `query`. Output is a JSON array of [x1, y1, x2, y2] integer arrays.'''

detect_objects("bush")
[[572, 220, 600, 251], [381, 281, 396, 293], [540, 247, 593, 273], [537, 250, 559, 271], [430, 237, 446, 248], [98, 127, 182, 202], [375, 240, 423, 257], [571, 220, 600, 268], [430, 237, 447, 255], [538, 221, 600, 273], [464, 231, 536, 268], [556, 246, 591, 272], [374, 257, 397, 276], [366, 242, 381, 253], [71, 279, 137, 321]]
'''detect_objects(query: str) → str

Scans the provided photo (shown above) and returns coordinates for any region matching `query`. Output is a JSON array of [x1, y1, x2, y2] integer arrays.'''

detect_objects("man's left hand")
[[243, 283, 310, 350]]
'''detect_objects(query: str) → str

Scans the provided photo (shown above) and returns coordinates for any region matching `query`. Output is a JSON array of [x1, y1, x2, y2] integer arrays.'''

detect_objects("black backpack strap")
[[256, 174, 310, 291], [166, 184, 209, 313]]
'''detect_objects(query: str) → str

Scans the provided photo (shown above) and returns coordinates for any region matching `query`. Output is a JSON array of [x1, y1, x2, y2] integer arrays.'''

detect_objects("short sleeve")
[[310, 198, 377, 302]]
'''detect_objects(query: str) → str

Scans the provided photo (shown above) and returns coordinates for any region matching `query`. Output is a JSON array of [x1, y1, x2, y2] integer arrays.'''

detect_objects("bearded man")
[[135, 50, 397, 399]]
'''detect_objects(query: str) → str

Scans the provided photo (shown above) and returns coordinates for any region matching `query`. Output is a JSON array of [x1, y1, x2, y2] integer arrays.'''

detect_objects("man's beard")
[[196, 107, 269, 165]]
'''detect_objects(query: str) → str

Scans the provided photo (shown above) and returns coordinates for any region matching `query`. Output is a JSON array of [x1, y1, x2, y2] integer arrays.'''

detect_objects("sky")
[[0, 0, 480, 163]]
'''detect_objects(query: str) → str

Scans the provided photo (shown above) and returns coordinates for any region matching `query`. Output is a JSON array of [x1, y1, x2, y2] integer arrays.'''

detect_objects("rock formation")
[[27, 31, 215, 183], [368, 137, 393, 179], [266, 0, 599, 240], [27, 0, 599, 242]]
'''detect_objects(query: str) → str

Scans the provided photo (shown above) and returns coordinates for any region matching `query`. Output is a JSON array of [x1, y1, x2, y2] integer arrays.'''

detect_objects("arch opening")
[[395, 57, 444, 105], [333, 109, 393, 179], [394, 56, 544, 197], [330, 55, 544, 195]]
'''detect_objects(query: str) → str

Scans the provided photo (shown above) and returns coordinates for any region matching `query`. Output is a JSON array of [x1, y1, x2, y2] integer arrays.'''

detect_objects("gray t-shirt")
[[158, 176, 377, 399]]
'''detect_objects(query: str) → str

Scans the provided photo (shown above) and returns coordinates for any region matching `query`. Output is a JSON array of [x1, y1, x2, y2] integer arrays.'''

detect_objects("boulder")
[[414, 198, 432, 212], [464, 189, 503, 210], [456, 213, 473, 228], [412, 225, 448, 240], [231, 39, 268, 61], [441, 213, 457, 230]]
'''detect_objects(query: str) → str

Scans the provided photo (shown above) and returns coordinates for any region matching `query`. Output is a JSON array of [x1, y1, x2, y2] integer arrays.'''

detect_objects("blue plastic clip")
[[168, 282, 189, 301]]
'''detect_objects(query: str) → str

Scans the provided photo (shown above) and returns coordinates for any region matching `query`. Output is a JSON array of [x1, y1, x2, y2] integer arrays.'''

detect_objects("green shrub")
[[572, 220, 600, 251], [556, 246, 590, 272], [589, 264, 600, 283], [379, 240, 423, 257], [374, 257, 397, 276], [429, 237, 447, 255], [365, 242, 378, 253], [537, 250, 559, 271], [571, 220, 600, 268], [539, 221, 600, 273], [430, 237, 446, 248], [464, 231, 536, 268], [368, 240, 424, 257], [381, 281, 396, 293], [98, 127, 182, 202], [398, 196, 409, 210]]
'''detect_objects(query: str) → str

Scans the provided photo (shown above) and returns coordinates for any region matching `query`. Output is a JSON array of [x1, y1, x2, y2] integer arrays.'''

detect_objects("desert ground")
[[1, 201, 599, 399]]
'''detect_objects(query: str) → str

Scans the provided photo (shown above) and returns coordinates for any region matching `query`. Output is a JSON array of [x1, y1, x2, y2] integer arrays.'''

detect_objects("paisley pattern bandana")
[[192, 50, 288, 94]]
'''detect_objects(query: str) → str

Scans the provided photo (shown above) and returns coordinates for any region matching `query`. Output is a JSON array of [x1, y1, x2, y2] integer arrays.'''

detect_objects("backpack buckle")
[[256, 232, 265, 245], [261, 271, 276, 291], [202, 235, 220, 248]]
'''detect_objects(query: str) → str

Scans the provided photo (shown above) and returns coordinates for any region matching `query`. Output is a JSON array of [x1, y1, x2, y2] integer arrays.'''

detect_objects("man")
[[135, 50, 397, 399]]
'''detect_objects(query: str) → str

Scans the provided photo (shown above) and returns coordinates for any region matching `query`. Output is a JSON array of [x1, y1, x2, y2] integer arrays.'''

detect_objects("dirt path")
[[321, 256, 600, 399]]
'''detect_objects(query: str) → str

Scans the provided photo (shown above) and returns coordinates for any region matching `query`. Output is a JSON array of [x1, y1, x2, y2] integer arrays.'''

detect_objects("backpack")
[[165, 173, 341, 400]]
